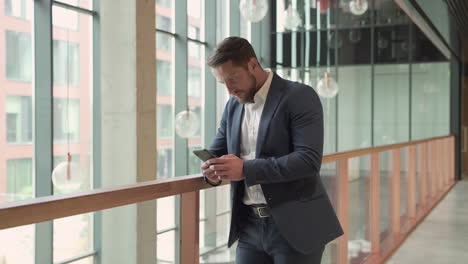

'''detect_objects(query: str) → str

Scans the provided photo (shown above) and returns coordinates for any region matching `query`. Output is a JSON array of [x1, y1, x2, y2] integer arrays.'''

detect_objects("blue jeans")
[[236, 212, 324, 264]]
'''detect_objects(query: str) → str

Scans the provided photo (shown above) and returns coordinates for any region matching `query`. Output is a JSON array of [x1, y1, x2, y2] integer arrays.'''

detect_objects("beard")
[[235, 72, 259, 104]]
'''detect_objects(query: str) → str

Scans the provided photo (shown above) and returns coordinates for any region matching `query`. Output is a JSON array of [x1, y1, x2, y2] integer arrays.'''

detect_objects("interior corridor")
[[386, 180, 468, 263]]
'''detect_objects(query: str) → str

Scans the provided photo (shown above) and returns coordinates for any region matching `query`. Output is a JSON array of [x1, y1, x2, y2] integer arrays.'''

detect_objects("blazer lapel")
[[231, 102, 244, 157], [256, 73, 286, 157]]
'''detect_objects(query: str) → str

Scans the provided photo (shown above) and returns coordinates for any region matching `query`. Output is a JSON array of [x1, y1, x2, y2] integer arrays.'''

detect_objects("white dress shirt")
[[241, 69, 274, 205]]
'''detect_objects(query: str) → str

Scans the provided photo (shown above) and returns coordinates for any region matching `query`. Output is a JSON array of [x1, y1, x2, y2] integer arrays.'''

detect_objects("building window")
[[53, 98, 80, 142], [5, 0, 31, 19], [6, 31, 32, 82], [6, 96, 32, 144], [53, 40, 80, 86]]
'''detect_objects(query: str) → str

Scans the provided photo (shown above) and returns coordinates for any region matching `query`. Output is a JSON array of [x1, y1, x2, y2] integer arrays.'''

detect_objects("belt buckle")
[[256, 206, 269, 218]]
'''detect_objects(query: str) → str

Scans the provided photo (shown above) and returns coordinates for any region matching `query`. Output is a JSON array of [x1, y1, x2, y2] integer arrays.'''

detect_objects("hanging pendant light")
[[283, 4, 301, 31], [52, 153, 83, 193], [349, 29, 362, 44], [175, 107, 200, 138], [52, 29, 82, 193], [327, 31, 343, 49], [317, 72, 339, 98], [349, 0, 368, 16], [239, 0, 268, 23]]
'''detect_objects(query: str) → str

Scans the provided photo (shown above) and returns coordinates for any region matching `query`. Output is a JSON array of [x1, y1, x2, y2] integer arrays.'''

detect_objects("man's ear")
[[248, 57, 258, 71]]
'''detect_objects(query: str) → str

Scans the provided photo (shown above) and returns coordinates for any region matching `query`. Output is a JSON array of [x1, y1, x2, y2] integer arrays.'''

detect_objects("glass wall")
[[272, 0, 452, 155]]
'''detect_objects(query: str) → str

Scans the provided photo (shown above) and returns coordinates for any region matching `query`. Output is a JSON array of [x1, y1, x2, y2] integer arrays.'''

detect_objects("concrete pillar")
[[100, 0, 156, 263]]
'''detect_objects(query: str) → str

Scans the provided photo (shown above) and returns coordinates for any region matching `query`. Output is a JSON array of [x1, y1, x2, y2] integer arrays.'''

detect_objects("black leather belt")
[[248, 205, 271, 218]]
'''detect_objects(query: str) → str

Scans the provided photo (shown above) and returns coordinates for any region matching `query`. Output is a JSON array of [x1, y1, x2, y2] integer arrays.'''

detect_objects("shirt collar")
[[253, 69, 273, 105]]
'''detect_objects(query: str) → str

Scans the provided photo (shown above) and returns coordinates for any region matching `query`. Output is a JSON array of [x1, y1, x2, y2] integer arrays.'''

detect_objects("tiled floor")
[[386, 181, 468, 264]]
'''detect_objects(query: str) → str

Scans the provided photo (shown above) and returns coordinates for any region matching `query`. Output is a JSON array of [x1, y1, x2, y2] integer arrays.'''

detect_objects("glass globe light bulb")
[[349, 29, 362, 44], [239, 0, 268, 23], [327, 31, 343, 49], [377, 36, 388, 49], [52, 156, 82, 193], [175, 109, 200, 138], [283, 4, 301, 31], [349, 0, 368, 16], [317, 72, 339, 98]]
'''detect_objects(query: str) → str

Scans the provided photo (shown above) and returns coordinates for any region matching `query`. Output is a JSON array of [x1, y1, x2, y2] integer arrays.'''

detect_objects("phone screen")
[[193, 149, 218, 162]]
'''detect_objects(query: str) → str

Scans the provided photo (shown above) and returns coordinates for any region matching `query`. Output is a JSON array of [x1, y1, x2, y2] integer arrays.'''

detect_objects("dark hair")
[[207, 37, 257, 68]]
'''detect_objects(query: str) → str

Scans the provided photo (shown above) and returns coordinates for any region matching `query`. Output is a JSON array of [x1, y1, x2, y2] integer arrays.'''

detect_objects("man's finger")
[[209, 164, 228, 171], [209, 158, 229, 164], [201, 161, 210, 169]]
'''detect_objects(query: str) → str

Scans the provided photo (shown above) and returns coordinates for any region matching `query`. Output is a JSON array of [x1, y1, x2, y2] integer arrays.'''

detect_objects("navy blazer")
[[209, 73, 343, 254]]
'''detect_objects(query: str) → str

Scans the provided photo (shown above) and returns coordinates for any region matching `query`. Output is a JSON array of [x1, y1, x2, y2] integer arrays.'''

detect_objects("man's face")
[[211, 60, 258, 104]]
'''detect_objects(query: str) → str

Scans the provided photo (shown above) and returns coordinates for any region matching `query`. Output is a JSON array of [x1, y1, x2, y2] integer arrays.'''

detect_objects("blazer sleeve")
[[243, 84, 324, 186], [208, 100, 229, 157]]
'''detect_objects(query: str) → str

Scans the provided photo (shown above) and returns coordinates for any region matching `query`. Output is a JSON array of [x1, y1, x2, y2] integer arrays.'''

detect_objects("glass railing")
[[0, 135, 456, 264]]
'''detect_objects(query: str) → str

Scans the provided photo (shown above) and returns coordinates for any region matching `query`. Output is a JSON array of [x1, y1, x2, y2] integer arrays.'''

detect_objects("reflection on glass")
[[400, 147, 408, 220], [380, 151, 392, 242], [337, 66, 372, 151], [348, 156, 371, 262], [374, 64, 410, 146], [411, 63, 450, 140]]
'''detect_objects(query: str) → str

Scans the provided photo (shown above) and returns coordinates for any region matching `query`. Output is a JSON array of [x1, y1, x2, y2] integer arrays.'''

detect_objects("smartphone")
[[193, 149, 218, 162]]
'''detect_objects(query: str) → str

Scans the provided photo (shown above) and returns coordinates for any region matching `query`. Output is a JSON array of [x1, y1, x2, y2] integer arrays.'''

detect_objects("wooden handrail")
[[0, 175, 227, 229], [322, 135, 452, 163], [0, 135, 454, 230]]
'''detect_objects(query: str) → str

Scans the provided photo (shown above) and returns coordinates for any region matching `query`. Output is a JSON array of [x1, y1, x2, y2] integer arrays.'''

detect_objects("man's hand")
[[201, 154, 246, 182]]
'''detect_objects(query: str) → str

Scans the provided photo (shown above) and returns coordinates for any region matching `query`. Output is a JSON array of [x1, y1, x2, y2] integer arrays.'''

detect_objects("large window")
[[53, 98, 80, 142], [6, 31, 32, 82], [53, 40, 80, 86], [52, 4, 94, 263]]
